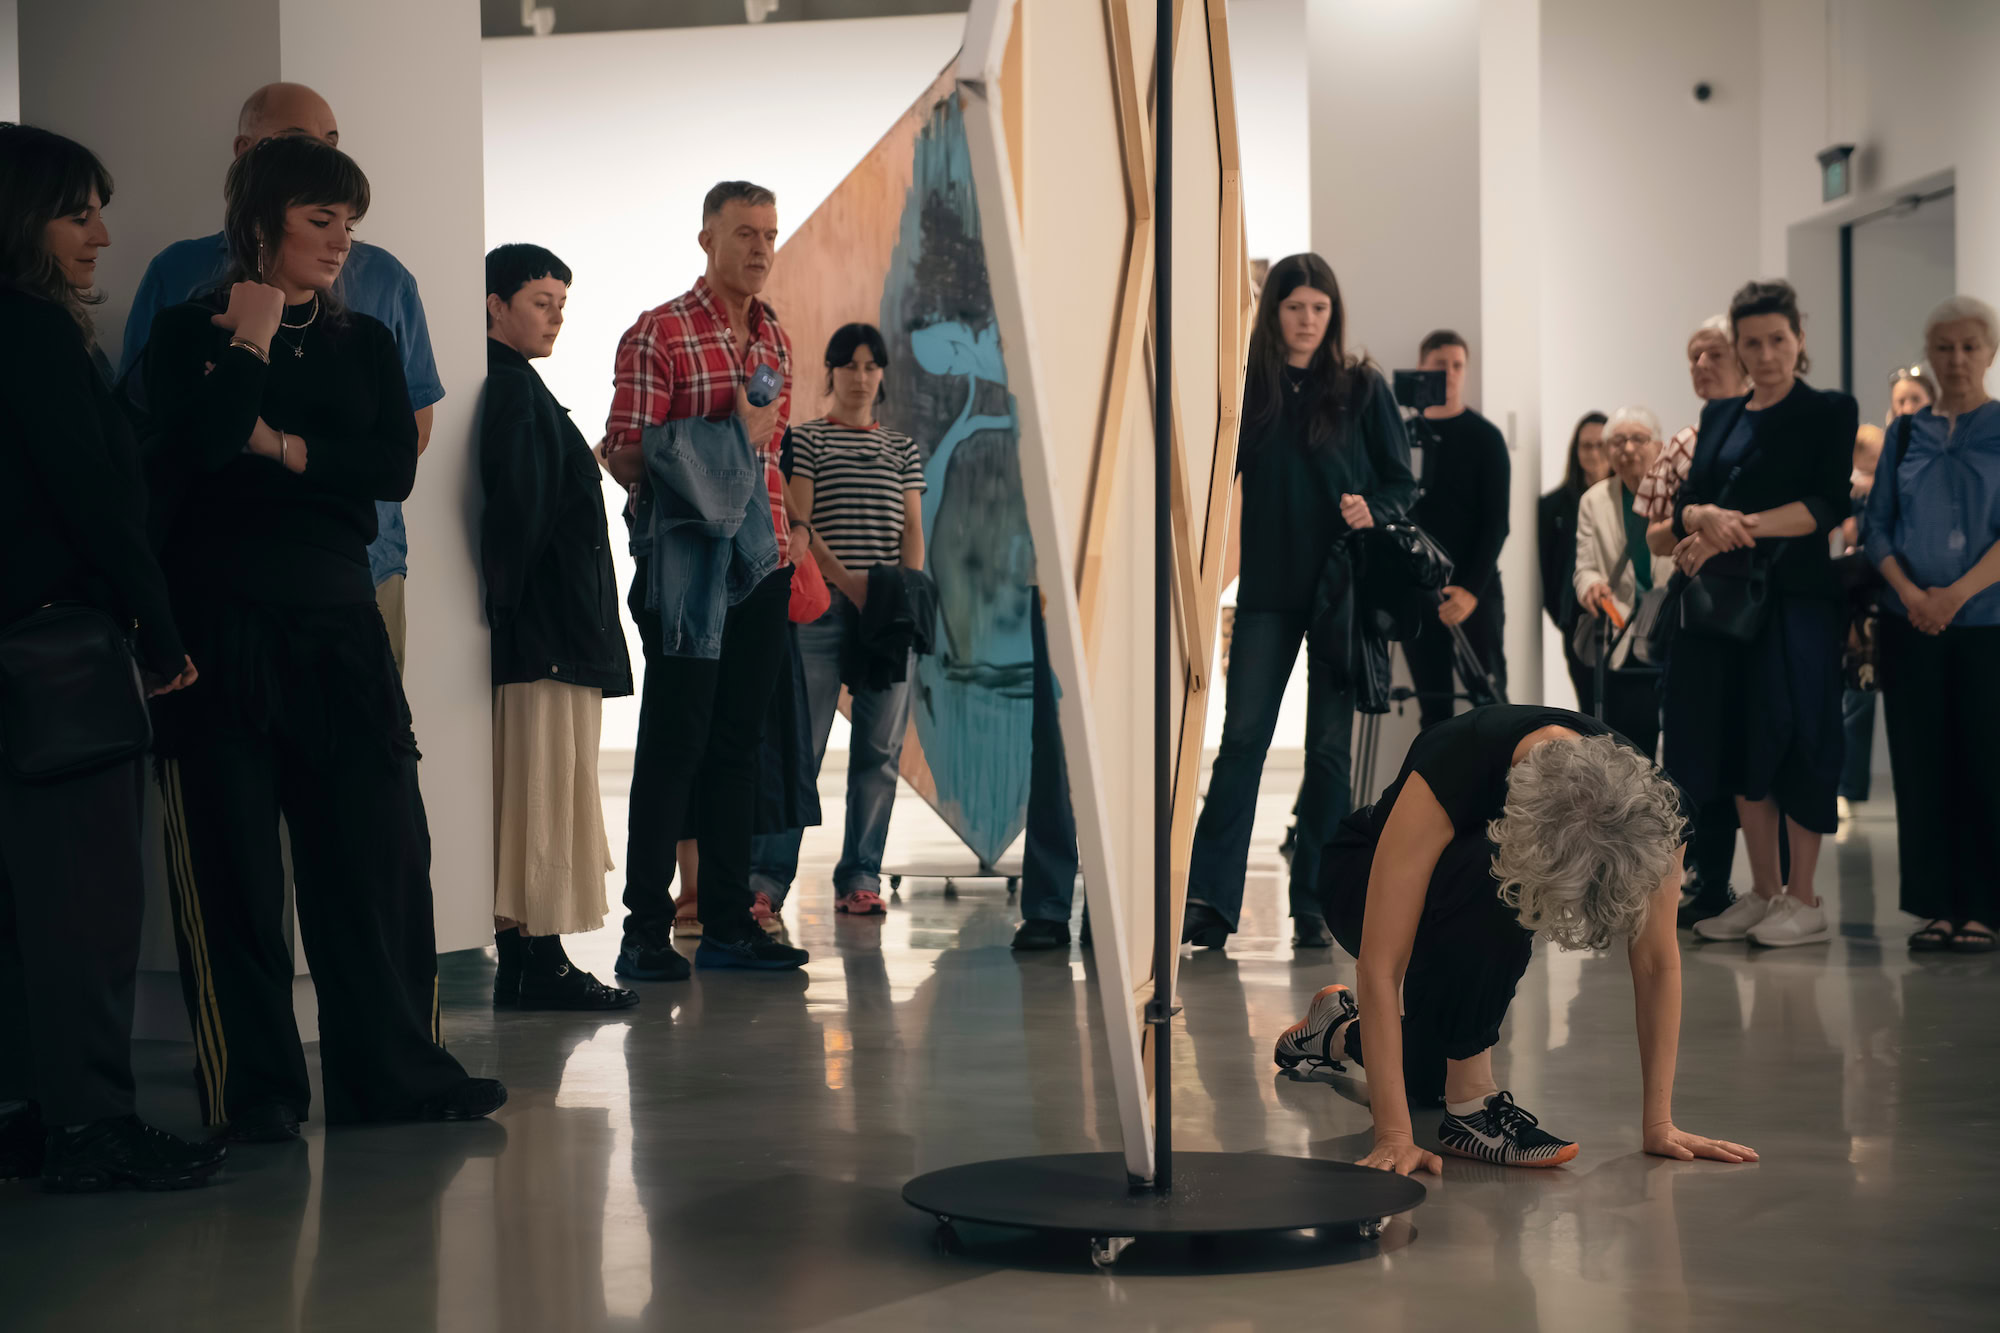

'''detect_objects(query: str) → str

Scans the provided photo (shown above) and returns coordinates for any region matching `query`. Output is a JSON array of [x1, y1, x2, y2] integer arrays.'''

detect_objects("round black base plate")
[[904, 1151, 1424, 1242]]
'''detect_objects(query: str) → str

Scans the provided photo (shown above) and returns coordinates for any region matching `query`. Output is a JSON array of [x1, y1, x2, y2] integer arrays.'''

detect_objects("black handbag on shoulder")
[[0, 603, 153, 783], [1677, 415, 1779, 643]]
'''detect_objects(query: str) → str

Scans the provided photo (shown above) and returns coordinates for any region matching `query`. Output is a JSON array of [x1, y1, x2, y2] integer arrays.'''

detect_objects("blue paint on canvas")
[[878, 94, 1034, 865]]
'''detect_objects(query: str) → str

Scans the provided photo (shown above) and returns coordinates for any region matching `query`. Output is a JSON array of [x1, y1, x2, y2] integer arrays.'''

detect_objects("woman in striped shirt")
[[749, 324, 926, 916]]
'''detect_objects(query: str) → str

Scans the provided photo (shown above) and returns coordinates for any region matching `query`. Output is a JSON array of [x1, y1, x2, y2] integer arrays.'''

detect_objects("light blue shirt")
[[1865, 401, 2000, 627], [120, 232, 444, 585]]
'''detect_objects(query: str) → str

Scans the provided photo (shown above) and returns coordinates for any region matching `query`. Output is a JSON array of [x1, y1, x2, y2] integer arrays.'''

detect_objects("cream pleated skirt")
[[493, 679, 614, 936]]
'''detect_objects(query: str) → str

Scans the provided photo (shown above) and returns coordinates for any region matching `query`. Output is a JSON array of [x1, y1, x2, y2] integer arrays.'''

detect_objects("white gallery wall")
[[0, 0, 17, 122], [1227, 0, 1310, 265], [481, 15, 966, 753]]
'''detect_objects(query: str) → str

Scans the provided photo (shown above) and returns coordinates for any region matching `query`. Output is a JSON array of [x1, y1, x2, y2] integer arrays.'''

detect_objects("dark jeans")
[[0, 757, 146, 1126], [1188, 607, 1354, 927], [1839, 688, 1876, 801], [1405, 591, 1507, 728], [1019, 594, 1080, 922], [623, 559, 791, 943], [1880, 618, 2000, 924]]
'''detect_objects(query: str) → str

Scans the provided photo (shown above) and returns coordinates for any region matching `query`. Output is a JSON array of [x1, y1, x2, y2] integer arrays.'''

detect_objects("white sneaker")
[[1693, 891, 1774, 941], [1748, 896, 1830, 947]]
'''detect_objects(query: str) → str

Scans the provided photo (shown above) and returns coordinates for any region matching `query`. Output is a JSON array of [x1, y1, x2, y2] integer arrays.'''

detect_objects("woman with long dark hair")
[[0, 123, 221, 1190], [1662, 280, 1856, 950], [1183, 253, 1418, 949], [145, 135, 503, 1140], [1539, 411, 1609, 711]]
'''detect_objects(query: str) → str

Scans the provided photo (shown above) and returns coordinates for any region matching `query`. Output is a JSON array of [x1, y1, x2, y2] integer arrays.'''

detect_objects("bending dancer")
[[1274, 704, 1756, 1174]]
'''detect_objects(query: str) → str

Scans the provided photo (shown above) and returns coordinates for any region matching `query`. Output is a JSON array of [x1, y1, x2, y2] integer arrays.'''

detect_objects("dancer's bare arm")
[[1353, 775, 1454, 1177], [1629, 847, 1759, 1164]]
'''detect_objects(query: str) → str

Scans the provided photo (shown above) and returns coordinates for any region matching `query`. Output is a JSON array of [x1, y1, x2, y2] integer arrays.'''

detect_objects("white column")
[[1479, 0, 1544, 704]]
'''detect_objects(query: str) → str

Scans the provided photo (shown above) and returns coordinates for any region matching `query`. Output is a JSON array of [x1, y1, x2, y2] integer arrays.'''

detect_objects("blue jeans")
[[1839, 688, 1875, 801], [1187, 608, 1354, 927], [1019, 594, 1080, 922], [749, 592, 912, 904]]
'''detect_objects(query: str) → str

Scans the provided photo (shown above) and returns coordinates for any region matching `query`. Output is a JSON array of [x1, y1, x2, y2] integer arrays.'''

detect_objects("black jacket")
[[1537, 486, 1583, 631], [1673, 380, 1856, 599], [841, 564, 938, 692], [480, 340, 632, 695], [0, 288, 184, 678]]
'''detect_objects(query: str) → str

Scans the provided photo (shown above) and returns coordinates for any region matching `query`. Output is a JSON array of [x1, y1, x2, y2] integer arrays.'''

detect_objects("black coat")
[[1537, 486, 1583, 632], [0, 288, 184, 678], [1672, 380, 1856, 599], [479, 340, 632, 695]]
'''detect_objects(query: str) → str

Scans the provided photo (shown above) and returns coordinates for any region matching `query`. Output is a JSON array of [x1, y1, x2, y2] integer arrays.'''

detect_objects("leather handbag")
[[1677, 415, 1778, 643], [0, 603, 153, 783]]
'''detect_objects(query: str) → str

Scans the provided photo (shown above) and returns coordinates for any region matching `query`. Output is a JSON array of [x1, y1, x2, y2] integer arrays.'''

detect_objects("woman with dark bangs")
[[145, 135, 504, 1140], [0, 123, 221, 1192]]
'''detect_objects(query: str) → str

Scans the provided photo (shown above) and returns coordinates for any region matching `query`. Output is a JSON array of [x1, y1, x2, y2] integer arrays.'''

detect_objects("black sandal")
[[1909, 920, 1954, 952], [1948, 925, 1997, 954]]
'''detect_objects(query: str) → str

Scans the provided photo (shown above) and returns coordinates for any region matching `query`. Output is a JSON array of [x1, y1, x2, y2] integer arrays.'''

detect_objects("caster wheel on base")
[[943, 881, 958, 899], [889, 875, 902, 891], [933, 1219, 961, 1255], [1090, 1235, 1135, 1270], [1006, 877, 1019, 897], [1354, 1217, 1385, 1241]]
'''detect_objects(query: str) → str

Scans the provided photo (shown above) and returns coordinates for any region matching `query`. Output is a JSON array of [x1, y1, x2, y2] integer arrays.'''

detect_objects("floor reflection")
[[2, 784, 1997, 1331]]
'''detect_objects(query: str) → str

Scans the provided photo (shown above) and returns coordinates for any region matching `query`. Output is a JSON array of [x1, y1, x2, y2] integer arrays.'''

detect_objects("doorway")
[[1841, 187, 1956, 423]]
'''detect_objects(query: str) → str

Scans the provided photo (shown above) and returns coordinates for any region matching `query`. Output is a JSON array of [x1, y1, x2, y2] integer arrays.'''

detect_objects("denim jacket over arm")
[[634, 413, 779, 658]]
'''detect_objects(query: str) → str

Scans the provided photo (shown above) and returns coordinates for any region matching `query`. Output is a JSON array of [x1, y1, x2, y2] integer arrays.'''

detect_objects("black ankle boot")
[[494, 927, 524, 1008], [517, 934, 641, 1011]]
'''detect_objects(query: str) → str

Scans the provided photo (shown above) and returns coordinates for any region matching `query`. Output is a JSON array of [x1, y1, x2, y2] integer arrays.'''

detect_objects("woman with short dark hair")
[[1664, 279, 1857, 950], [145, 135, 503, 1140], [0, 123, 220, 1191], [1183, 253, 1418, 950], [747, 322, 926, 919]]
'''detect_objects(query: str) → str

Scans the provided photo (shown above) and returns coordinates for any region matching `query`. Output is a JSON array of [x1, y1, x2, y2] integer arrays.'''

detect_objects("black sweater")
[[0, 288, 185, 677], [1409, 407, 1511, 598], [480, 339, 633, 694], [145, 297, 416, 607]]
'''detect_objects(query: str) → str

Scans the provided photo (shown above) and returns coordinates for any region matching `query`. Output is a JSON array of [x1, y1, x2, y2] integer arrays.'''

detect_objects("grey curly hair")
[[1489, 733, 1685, 951]]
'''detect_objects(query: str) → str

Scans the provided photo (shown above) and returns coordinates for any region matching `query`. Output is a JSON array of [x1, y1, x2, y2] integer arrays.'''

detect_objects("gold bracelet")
[[280, 434, 289, 469], [229, 336, 270, 364]]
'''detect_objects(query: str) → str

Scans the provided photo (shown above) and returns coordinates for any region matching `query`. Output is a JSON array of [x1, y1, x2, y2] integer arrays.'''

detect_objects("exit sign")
[[1819, 144, 1856, 202]]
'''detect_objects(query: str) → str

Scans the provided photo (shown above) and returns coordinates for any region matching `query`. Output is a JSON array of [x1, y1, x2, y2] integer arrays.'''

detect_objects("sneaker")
[[1293, 916, 1334, 949], [1748, 895, 1830, 947], [1181, 901, 1231, 950], [615, 930, 692, 982], [0, 1103, 45, 1181], [696, 932, 810, 971], [1011, 918, 1071, 951], [220, 1102, 301, 1144], [517, 965, 641, 1011], [836, 889, 887, 916], [1693, 891, 1774, 941], [1437, 1091, 1578, 1168], [42, 1116, 228, 1193], [417, 1078, 509, 1123], [1274, 983, 1356, 1073], [1677, 889, 1735, 931]]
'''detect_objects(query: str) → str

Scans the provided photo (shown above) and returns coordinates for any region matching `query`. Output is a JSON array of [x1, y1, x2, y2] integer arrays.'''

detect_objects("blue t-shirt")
[[1865, 401, 2000, 627], [121, 232, 444, 585]]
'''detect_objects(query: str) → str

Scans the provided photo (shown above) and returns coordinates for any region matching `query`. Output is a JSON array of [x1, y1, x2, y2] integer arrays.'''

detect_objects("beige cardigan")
[[1571, 475, 1656, 670]]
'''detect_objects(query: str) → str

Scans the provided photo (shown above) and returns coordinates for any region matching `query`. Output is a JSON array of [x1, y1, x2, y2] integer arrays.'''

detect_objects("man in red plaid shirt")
[[599, 181, 809, 977]]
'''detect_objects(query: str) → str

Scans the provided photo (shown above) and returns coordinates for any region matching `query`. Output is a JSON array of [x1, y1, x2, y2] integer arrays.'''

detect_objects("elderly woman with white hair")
[[1573, 405, 1664, 756], [1274, 704, 1757, 1174], [1866, 295, 2000, 954]]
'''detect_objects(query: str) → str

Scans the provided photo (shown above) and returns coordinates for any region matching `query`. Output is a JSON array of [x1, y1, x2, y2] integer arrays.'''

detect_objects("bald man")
[[122, 83, 441, 673]]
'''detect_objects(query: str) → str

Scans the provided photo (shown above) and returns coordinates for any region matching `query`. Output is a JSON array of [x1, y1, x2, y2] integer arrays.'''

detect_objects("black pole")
[[1149, 0, 1174, 1194]]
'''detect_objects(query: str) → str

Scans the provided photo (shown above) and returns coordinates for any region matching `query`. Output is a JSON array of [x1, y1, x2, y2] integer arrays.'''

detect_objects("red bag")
[[789, 547, 832, 623]]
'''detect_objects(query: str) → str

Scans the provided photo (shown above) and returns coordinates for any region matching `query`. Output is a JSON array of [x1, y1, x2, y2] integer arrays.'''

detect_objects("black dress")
[[1537, 484, 1592, 711], [1661, 381, 1856, 834]]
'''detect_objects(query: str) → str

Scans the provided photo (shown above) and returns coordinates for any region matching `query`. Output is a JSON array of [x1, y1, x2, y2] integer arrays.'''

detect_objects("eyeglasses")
[[1888, 364, 1927, 385], [1605, 433, 1655, 450]]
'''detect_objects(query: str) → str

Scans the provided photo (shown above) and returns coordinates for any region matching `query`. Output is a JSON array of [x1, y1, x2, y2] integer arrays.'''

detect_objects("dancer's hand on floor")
[[1358, 1135, 1442, 1176], [1644, 1123, 1758, 1163]]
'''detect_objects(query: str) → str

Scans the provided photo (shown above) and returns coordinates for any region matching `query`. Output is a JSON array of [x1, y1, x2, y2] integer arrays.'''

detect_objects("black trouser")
[[160, 603, 466, 1127], [1319, 823, 1533, 1105], [0, 757, 146, 1126], [622, 561, 791, 943], [1881, 618, 2000, 924], [1562, 641, 1596, 717], [1599, 667, 1660, 763], [1405, 590, 1507, 728]]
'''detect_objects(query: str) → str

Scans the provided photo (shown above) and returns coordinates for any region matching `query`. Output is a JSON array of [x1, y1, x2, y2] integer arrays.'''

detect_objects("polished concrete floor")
[[4, 761, 1998, 1332]]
